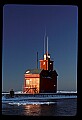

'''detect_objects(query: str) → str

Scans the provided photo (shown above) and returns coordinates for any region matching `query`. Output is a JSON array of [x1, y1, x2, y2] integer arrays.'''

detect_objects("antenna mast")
[[47, 36, 48, 58], [44, 36, 45, 55], [44, 27, 46, 55], [37, 52, 38, 69]]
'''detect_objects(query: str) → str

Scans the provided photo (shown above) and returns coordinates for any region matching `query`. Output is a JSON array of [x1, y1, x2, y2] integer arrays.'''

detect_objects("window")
[[43, 62, 45, 65], [26, 79, 30, 85]]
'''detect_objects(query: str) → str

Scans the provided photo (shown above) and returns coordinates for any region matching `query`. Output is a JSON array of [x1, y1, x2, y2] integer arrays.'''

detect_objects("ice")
[[2, 95, 56, 105], [2, 95, 77, 104], [8, 101, 55, 106], [15, 91, 23, 94], [2, 96, 7, 101], [2, 90, 77, 105], [2, 94, 77, 106], [57, 90, 77, 93]]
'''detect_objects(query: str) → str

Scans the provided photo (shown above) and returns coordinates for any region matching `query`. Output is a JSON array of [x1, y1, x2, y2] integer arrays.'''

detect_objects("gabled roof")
[[25, 69, 42, 74]]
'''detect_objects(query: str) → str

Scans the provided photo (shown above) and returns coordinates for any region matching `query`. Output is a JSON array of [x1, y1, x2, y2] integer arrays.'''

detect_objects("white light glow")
[[44, 54, 46, 60], [26, 71, 30, 73], [43, 62, 45, 65], [48, 55, 50, 58]]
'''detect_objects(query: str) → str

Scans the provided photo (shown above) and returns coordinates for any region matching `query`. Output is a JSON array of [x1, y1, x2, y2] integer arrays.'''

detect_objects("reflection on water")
[[24, 104, 41, 116], [2, 102, 57, 116], [2, 99, 77, 116], [23, 102, 57, 116]]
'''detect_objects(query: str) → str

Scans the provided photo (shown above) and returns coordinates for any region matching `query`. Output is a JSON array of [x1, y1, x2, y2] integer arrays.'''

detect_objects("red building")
[[23, 35, 58, 93]]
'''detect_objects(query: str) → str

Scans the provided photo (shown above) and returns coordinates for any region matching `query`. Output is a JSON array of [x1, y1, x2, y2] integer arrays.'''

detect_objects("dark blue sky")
[[2, 5, 78, 92]]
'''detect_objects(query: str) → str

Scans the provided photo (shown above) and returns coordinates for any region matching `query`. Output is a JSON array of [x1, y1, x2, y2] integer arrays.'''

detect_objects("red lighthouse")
[[23, 34, 58, 93]]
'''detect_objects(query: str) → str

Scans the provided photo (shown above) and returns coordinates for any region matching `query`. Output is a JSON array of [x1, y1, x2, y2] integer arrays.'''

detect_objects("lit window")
[[26, 80, 29, 85], [43, 62, 45, 65]]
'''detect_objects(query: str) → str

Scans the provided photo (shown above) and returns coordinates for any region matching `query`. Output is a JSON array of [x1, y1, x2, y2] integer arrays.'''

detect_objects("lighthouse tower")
[[39, 33, 58, 93]]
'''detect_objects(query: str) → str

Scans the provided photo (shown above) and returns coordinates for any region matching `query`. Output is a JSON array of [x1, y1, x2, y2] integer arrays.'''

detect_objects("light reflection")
[[23, 104, 41, 116], [22, 101, 57, 116]]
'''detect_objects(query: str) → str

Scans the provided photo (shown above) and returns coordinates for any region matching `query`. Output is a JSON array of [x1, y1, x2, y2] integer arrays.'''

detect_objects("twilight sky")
[[2, 5, 78, 92]]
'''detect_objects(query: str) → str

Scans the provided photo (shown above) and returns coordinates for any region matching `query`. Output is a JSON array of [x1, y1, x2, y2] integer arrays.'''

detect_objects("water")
[[2, 98, 77, 116]]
